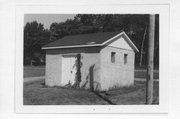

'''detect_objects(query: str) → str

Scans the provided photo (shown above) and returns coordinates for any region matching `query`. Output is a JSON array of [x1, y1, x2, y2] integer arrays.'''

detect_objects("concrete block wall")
[[45, 47, 101, 90], [100, 46, 135, 91], [45, 54, 62, 86], [45, 46, 135, 91], [79, 53, 101, 90]]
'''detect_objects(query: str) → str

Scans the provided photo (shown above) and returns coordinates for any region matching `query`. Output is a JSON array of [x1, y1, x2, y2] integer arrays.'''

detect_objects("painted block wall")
[[79, 53, 101, 90], [100, 46, 135, 91], [45, 54, 62, 86], [45, 47, 101, 90], [45, 45, 135, 91]]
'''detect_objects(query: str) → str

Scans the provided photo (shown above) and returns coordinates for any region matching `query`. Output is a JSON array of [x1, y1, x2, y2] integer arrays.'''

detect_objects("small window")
[[124, 54, 128, 64], [111, 52, 116, 63]]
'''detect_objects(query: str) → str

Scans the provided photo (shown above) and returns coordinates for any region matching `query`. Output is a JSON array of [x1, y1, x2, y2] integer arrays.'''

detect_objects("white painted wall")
[[45, 47, 101, 90], [45, 54, 62, 86], [45, 38, 135, 91], [79, 53, 101, 90], [100, 46, 135, 91], [108, 36, 133, 50]]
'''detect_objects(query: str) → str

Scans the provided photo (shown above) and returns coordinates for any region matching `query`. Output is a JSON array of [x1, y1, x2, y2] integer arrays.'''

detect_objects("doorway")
[[61, 55, 77, 86]]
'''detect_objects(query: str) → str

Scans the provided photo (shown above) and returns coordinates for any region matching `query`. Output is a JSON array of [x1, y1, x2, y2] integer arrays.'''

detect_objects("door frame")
[[61, 54, 77, 86]]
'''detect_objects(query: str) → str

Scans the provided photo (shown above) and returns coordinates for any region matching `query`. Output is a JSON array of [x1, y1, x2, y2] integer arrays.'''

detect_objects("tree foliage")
[[24, 14, 159, 67], [24, 21, 51, 65]]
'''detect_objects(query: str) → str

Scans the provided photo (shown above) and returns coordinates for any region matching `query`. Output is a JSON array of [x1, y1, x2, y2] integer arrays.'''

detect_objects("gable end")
[[103, 32, 139, 52]]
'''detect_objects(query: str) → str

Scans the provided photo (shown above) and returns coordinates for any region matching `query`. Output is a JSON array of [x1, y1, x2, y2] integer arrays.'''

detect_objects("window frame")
[[124, 54, 128, 64], [111, 52, 116, 63]]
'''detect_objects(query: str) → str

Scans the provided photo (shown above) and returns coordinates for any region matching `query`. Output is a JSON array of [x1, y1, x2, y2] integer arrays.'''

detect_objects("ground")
[[23, 66, 159, 105], [24, 66, 45, 78], [24, 79, 159, 105]]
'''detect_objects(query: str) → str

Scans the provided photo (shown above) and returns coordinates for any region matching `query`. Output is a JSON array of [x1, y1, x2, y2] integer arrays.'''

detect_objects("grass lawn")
[[135, 70, 159, 79], [24, 79, 159, 105], [24, 79, 109, 105], [24, 65, 159, 79], [23, 66, 159, 105], [24, 66, 45, 78]]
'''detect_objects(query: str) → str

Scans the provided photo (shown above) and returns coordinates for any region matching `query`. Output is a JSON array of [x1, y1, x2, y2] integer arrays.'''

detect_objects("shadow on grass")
[[92, 91, 116, 105], [23, 79, 159, 105]]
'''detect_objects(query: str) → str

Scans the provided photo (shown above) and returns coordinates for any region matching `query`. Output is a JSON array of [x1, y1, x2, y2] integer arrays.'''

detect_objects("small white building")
[[42, 31, 139, 91]]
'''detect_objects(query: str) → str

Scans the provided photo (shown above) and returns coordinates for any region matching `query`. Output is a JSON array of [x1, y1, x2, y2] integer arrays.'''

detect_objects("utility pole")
[[146, 14, 155, 104]]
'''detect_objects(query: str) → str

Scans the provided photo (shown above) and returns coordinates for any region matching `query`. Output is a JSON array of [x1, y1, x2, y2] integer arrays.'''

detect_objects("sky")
[[24, 14, 76, 29]]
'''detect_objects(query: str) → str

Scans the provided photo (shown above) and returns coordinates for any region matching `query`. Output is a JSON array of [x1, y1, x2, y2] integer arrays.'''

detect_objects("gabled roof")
[[42, 31, 139, 52]]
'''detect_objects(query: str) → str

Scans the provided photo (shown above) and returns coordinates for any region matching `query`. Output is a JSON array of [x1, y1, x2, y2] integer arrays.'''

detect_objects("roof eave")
[[122, 32, 139, 52], [42, 44, 102, 50], [42, 31, 139, 53]]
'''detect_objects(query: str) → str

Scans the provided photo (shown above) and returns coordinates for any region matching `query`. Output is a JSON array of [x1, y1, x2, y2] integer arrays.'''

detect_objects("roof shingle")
[[43, 31, 120, 48]]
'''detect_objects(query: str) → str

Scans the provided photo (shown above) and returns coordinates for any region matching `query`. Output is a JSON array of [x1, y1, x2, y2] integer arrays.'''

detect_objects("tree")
[[139, 26, 147, 67], [24, 14, 159, 67], [24, 21, 51, 65], [49, 14, 159, 68]]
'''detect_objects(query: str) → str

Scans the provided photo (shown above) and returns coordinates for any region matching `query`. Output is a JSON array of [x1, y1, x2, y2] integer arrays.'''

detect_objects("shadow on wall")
[[81, 64, 101, 91], [89, 65, 95, 91], [88, 65, 116, 105]]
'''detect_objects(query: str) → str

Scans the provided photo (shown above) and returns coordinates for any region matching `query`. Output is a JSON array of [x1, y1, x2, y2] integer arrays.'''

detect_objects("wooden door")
[[61, 56, 77, 86]]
